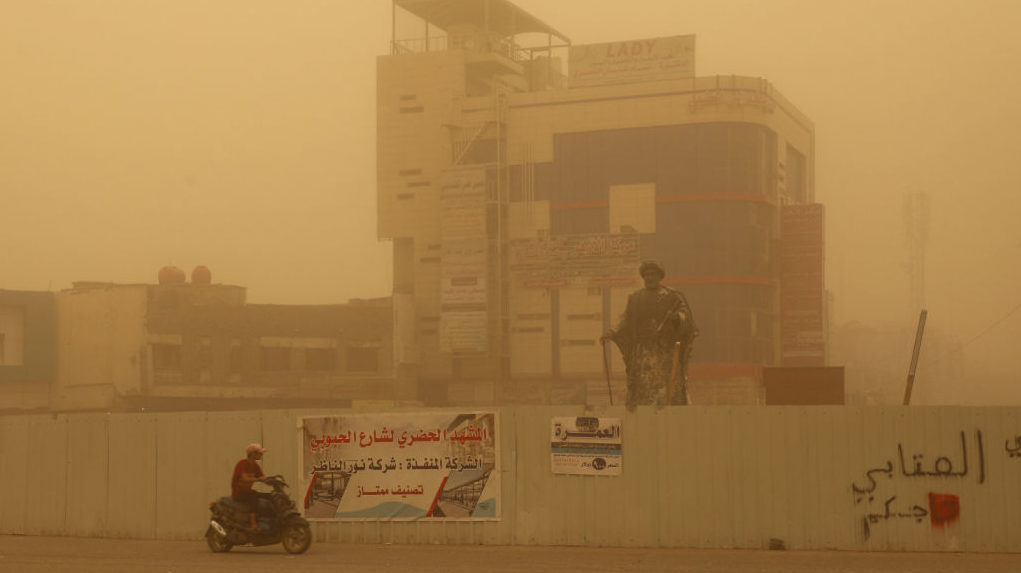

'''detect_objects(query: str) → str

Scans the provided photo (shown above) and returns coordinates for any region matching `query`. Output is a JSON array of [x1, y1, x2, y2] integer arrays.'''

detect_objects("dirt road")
[[1, 535, 1019, 572]]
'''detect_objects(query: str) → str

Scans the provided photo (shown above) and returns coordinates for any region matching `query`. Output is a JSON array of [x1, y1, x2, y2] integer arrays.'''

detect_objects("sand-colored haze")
[[2, 0, 1018, 401]]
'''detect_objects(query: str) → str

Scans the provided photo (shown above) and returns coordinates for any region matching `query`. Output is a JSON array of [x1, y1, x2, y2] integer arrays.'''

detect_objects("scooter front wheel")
[[281, 522, 312, 554], [205, 523, 233, 553]]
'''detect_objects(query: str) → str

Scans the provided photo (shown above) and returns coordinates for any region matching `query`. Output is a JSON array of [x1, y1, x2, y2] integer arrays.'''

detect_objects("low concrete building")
[[0, 289, 57, 410], [2, 277, 399, 413]]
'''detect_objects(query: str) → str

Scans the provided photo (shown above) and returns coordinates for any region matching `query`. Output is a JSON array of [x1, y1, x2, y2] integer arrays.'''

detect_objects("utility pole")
[[902, 192, 930, 405], [902, 309, 928, 405]]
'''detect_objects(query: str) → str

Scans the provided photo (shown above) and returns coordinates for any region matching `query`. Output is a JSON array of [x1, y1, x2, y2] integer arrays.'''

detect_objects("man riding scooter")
[[208, 442, 312, 553], [231, 443, 271, 531]]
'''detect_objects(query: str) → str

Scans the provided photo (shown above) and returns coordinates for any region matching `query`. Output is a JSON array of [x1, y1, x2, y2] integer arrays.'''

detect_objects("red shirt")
[[231, 458, 264, 499]]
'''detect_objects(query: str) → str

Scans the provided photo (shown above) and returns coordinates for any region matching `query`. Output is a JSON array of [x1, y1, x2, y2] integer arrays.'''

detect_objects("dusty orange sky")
[[2, 1, 1019, 386]]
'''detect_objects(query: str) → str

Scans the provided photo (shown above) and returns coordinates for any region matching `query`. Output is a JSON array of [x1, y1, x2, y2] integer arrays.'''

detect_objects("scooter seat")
[[218, 496, 248, 511], [218, 495, 274, 518]]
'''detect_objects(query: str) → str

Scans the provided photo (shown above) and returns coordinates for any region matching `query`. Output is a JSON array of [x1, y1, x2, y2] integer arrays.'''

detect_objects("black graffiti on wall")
[[850, 430, 984, 540], [1005, 436, 1021, 458], [858, 492, 963, 540], [852, 430, 985, 501], [851, 460, 893, 502], [862, 495, 927, 532]]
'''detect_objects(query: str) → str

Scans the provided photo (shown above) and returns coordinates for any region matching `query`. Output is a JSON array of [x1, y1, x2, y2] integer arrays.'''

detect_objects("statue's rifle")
[[666, 341, 682, 404], [654, 293, 686, 335], [600, 338, 614, 406], [656, 293, 690, 405]]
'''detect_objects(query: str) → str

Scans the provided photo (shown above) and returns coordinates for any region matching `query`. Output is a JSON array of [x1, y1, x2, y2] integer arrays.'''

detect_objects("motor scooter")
[[206, 474, 312, 554]]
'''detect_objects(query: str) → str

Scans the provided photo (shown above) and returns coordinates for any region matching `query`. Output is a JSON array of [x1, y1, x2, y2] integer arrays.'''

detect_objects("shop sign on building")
[[569, 35, 695, 88], [779, 204, 826, 366], [439, 168, 489, 353], [509, 234, 641, 288]]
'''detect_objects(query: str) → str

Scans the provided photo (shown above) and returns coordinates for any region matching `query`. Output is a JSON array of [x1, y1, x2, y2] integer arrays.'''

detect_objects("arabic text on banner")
[[551, 416, 622, 476], [301, 412, 499, 520]]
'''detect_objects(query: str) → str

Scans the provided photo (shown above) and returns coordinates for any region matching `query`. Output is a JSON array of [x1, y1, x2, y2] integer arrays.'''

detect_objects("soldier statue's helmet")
[[638, 260, 665, 279]]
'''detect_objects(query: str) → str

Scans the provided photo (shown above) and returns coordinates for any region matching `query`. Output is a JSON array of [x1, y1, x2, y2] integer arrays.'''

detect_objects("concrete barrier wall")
[[2, 406, 1020, 552]]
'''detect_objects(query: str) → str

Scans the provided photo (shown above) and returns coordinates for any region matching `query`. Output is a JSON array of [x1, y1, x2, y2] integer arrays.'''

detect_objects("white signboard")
[[436, 167, 488, 351], [439, 310, 488, 353], [509, 233, 641, 288], [551, 416, 622, 476], [439, 168, 489, 353], [569, 35, 695, 88]]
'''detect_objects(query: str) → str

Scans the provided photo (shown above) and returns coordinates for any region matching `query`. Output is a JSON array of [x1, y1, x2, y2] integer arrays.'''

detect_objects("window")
[[346, 346, 379, 373], [196, 337, 213, 369], [152, 344, 182, 371], [229, 343, 244, 372], [305, 348, 336, 372], [0, 305, 26, 366], [786, 144, 808, 203], [567, 313, 601, 320], [260, 347, 291, 371], [508, 200, 551, 240], [609, 183, 656, 233]]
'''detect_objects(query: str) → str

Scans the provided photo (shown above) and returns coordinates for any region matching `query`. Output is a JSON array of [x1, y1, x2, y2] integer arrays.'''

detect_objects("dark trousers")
[[235, 489, 272, 515]]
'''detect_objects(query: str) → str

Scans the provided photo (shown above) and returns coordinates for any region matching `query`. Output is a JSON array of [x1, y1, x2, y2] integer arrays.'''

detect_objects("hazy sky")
[[2, 1, 1019, 376]]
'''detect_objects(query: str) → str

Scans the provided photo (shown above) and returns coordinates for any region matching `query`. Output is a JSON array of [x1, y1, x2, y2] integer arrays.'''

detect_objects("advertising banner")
[[551, 416, 622, 476], [569, 35, 695, 88], [779, 203, 825, 366], [301, 412, 499, 520], [439, 168, 489, 353], [509, 233, 641, 288]]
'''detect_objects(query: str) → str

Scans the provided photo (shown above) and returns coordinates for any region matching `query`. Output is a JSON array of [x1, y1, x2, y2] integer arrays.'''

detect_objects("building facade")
[[0, 289, 57, 410], [1, 274, 397, 413], [379, 0, 825, 405]]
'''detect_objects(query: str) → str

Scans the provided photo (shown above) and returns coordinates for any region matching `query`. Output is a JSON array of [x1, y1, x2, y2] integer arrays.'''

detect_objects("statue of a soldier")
[[601, 260, 697, 407]]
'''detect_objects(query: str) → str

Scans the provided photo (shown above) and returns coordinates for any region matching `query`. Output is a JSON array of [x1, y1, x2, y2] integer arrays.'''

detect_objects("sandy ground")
[[1, 535, 1020, 572]]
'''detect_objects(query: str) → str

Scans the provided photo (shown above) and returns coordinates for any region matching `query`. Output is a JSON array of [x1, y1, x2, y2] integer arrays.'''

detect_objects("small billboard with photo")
[[551, 416, 622, 476]]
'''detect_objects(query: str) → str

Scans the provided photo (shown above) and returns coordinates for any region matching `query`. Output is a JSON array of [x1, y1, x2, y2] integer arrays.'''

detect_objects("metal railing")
[[391, 35, 526, 63], [391, 36, 448, 55]]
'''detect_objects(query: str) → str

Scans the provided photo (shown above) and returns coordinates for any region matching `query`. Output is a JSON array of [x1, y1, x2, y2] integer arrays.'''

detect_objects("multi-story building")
[[378, 0, 825, 405]]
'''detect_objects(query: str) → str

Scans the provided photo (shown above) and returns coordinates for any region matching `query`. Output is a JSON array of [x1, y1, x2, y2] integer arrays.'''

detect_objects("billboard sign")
[[439, 168, 489, 353], [551, 416, 622, 476], [509, 233, 641, 288], [569, 35, 695, 88], [301, 412, 499, 520], [780, 204, 826, 366]]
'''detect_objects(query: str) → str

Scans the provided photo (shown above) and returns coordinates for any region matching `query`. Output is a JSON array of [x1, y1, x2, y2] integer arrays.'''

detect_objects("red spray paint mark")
[[426, 476, 449, 517], [302, 471, 318, 509], [928, 492, 960, 528]]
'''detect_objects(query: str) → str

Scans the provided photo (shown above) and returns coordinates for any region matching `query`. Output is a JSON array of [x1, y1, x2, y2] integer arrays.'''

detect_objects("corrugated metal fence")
[[2, 406, 1020, 552]]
